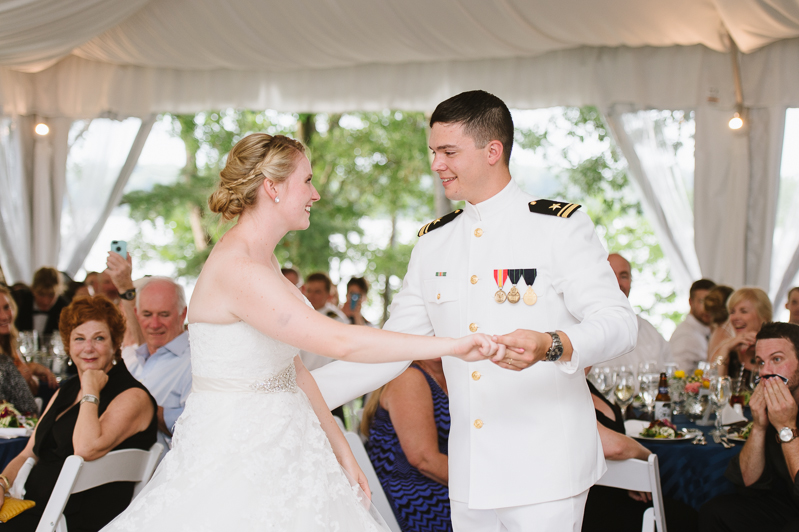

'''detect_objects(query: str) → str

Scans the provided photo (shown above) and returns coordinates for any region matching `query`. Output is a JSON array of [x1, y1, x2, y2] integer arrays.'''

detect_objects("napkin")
[[624, 419, 650, 436], [0, 428, 29, 439], [720, 404, 747, 425]]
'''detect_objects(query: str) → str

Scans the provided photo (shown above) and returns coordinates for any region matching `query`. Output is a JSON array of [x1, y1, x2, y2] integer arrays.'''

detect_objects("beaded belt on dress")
[[191, 364, 298, 394]]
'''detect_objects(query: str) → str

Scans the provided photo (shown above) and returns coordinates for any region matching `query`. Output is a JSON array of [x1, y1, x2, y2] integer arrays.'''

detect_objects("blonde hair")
[[728, 287, 773, 324], [208, 134, 307, 220], [361, 385, 387, 437], [0, 285, 20, 360]]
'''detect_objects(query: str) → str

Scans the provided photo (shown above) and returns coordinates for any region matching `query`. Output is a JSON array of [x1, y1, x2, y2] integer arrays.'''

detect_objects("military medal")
[[507, 269, 523, 304], [522, 269, 538, 306], [493, 269, 508, 303]]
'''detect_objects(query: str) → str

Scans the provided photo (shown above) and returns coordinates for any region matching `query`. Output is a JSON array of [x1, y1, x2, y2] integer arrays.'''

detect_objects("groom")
[[313, 90, 637, 531]]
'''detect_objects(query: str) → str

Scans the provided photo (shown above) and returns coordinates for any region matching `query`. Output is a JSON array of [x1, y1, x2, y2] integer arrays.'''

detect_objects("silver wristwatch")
[[779, 426, 798, 443], [545, 332, 563, 362]]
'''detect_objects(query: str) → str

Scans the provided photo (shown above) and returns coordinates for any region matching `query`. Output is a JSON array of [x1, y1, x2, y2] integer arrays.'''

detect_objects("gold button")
[[469, 323, 478, 333], [474, 419, 483, 429], [470, 275, 478, 284], [474, 228, 483, 237], [472, 371, 481, 381], [436, 293, 441, 300]]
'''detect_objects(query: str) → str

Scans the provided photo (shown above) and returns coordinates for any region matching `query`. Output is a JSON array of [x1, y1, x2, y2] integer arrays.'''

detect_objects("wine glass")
[[614, 370, 637, 421], [599, 367, 615, 397], [710, 376, 732, 437], [17, 331, 38, 362], [640, 373, 660, 419]]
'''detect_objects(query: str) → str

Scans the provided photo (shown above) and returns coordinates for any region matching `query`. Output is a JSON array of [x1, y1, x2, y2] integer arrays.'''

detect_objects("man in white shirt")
[[300, 272, 348, 370], [669, 279, 716, 371], [596, 253, 671, 370]]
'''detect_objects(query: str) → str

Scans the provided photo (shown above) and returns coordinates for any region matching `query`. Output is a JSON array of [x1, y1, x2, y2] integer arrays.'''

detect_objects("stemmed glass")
[[710, 376, 732, 437], [17, 331, 38, 362], [639, 373, 660, 420], [614, 369, 637, 422]]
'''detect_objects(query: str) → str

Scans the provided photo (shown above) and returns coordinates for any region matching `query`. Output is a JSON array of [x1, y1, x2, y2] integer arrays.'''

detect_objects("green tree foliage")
[[123, 110, 433, 321]]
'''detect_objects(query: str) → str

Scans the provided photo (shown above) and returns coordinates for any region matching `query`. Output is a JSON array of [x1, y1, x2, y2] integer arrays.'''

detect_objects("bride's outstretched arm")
[[215, 257, 505, 364], [294, 355, 372, 497]]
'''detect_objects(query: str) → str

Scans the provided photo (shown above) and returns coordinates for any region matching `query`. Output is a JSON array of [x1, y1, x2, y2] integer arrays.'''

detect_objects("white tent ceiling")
[[1, 0, 799, 311]]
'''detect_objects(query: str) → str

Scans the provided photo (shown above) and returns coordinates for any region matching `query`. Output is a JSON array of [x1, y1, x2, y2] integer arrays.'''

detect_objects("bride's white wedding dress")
[[102, 321, 389, 531]]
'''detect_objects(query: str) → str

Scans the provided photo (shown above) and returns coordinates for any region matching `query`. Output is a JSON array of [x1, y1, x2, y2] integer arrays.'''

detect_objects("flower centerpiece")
[[0, 401, 38, 430], [677, 369, 712, 420]]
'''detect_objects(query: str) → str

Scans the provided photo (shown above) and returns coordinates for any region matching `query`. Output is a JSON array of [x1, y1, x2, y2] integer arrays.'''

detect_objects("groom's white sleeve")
[[313, 245, 433, 410]]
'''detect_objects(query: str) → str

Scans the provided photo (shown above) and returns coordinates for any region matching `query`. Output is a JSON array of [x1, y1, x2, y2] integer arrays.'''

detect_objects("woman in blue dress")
[[363, 359, 452, 532]]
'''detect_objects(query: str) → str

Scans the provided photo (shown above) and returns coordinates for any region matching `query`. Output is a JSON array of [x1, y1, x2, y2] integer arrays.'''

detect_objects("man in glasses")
[[700, 322, 799, 531]]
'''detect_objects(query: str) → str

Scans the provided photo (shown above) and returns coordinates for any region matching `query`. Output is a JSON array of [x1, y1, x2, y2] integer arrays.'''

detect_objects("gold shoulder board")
[[417, 209, 464, 237], [528, 200, 581, 218]]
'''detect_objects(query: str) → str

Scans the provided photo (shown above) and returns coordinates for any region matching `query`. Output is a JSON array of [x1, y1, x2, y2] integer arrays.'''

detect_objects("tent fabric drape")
[[0, 116, 32, 284], [603, 107, 701, 295], [60, 114, 156, 277]]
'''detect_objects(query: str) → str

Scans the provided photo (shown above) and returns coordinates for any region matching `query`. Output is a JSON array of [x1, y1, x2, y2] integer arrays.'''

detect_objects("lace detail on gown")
[[102, 321, 389, 532]]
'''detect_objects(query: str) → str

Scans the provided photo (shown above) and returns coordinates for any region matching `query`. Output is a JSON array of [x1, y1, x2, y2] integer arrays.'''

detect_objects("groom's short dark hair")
[[430, 90, 514, 166]]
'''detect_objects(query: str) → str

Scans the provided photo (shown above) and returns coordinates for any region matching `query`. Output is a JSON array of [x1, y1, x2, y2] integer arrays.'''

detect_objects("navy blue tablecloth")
[[0, 437, 28, 470], [636, 415, 740, 511]]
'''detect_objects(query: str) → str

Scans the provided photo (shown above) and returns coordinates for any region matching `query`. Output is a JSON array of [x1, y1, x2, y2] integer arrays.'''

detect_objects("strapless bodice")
[[188, 321, 299, 381]]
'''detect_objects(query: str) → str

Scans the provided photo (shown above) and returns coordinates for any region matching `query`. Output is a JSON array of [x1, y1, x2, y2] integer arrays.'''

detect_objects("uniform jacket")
[[314, 179, 637, 509]]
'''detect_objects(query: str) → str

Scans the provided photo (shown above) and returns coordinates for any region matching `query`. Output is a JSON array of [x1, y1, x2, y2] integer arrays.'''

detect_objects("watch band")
[[80, 394, 100, 406], [545, 332, 563, 362], [118, 288, 136, 301]]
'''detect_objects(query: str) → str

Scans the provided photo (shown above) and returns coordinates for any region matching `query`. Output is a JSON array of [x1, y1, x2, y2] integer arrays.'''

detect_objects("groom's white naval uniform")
[[314, 180, 637, 530]]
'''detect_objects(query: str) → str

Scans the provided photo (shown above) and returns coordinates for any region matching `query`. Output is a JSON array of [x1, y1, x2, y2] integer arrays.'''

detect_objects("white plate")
[[624, 419, 699, 442], [632, 431, 699, 442], [0, 427, 31, 439]]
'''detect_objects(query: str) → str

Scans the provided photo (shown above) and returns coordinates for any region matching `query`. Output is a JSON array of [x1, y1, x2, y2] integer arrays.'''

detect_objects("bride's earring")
[[274, 197, 280, 203]]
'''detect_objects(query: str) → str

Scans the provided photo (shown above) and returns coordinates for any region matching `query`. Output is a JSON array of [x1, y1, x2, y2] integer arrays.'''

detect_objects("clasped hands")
[[457, 329, 561, 372], [750, 376, 798, 433]]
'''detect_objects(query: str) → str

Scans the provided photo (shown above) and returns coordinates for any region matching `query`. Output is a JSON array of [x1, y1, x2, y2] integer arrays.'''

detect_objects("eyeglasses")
[[754, 374, 789, 386]]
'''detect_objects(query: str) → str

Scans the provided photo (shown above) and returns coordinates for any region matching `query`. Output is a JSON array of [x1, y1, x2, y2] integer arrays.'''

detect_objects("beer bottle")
[[654, 372, 672, 422]]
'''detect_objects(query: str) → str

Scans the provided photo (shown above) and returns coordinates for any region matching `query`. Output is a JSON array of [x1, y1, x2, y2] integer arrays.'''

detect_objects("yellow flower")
[[702, 379, 710, 388], [674, 370, 686, 379], [694, 369, 704, 377]]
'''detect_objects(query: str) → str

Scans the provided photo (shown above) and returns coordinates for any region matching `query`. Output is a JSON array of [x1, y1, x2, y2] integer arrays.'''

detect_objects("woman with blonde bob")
[[0, 286, 38, 414], [0, 295, 157, 531], [101, 134, 504, 532], [708, 287, 773, 379]]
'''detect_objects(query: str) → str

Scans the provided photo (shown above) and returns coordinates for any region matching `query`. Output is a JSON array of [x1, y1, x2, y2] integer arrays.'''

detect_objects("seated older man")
[[106, 253, 191, 452], [699, 322, 799, 532]]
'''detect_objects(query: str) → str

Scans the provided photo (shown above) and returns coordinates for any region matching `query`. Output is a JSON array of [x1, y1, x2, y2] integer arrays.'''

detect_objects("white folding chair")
[[595, 454, 667, 532], [31, 443, 163, 532], [342, 431, 402, 532]]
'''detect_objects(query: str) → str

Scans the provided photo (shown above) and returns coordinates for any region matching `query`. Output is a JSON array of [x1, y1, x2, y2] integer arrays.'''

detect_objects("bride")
[[101, 134, 503, 531]]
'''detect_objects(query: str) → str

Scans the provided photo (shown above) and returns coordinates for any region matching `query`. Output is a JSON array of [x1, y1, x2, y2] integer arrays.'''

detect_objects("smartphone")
[[349, 293, 361, 310], [110, 240, 127, 258], [754, 373, 789, 386]]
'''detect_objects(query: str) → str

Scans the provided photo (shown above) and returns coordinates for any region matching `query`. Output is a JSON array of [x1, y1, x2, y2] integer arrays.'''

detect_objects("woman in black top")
[[0, 295, 157, 531], [583, 379, 698, 532]]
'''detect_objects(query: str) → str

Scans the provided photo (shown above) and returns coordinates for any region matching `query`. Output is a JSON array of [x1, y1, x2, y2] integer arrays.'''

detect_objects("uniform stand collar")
[[463, 179, 519, 221]]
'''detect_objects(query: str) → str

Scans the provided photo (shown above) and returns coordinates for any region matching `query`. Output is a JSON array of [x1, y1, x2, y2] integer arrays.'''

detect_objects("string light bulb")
[[728, 112, 743, 130], [34, 123, 49, 136]]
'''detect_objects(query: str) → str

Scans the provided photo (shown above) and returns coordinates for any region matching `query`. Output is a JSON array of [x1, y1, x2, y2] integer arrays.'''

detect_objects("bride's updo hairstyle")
[[209, 133, 307, 220]]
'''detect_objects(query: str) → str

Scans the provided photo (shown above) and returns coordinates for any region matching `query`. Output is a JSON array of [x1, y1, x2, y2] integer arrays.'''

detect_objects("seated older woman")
[[709, 287, 772, 382], [362, 359, 452, 532], [0, 287, 39, 415], [0, 295, 157, 531]]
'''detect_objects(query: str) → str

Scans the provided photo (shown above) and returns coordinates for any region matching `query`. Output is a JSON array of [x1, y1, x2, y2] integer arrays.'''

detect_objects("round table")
[[0, 437, 28, 470], [635, 414, 741, 511]]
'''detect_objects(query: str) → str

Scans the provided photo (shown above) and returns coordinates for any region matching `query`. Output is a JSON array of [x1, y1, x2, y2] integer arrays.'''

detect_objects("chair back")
[[343, 431, 402, 532], [595, 454, 667, 532], [35, 443, 164, 532]]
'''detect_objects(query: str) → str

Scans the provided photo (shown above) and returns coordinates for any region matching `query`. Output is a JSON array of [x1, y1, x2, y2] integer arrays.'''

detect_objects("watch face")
[[780, 427, 794, 442]]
